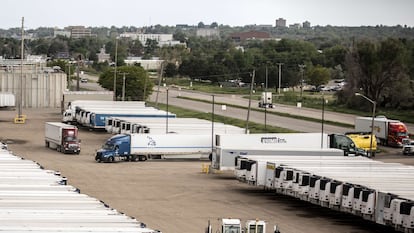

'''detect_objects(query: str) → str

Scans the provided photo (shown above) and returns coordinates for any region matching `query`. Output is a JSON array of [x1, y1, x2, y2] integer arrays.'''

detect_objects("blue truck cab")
[[95, 134, 147, 162]]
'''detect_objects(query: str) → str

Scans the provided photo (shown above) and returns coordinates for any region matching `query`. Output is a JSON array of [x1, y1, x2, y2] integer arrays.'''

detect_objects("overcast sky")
[[2, 0, 414, 29]]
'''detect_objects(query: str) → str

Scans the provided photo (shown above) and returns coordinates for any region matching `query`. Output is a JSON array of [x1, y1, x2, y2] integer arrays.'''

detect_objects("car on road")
[[80, 78, 88, 83]]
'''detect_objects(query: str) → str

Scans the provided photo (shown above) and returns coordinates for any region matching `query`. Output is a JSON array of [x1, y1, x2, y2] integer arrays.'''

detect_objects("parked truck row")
[[232, 154, 414, 233], [105, 117, 246, 135], [62, 100, 176, 130]]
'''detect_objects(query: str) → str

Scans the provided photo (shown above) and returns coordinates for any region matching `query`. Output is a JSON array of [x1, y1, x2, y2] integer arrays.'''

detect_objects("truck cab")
[[95, 134, 131, 162], [258, 92, 273, 108], [221, 219, 241, 233], [345, 132, 377, 157], [328, 134, 367, 157]]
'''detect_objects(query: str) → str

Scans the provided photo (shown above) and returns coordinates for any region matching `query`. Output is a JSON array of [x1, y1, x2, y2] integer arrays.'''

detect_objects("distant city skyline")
[[2, 0, 414, 29]]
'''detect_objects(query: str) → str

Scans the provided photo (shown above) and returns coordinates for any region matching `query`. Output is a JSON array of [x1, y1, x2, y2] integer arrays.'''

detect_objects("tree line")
[[1, 32, 413, 109]]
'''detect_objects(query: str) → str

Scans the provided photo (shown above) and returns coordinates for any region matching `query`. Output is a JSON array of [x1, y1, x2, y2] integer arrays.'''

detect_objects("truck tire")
[[130, 155, 137, 162], [138, 155, 147, 161], [45, 141, 49, 148], [108, 156, 114, 163]]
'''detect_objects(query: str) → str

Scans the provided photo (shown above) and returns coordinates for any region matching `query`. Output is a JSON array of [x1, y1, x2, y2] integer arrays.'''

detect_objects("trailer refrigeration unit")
[[45, 122, 81, 154], [95, 134, 212, 162], [355, 116, 409, 147]]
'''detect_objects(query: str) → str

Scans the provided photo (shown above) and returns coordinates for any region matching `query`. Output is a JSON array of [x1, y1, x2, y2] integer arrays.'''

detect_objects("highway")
[[151, 87, 353, 134], [80, 76, 414, 134]]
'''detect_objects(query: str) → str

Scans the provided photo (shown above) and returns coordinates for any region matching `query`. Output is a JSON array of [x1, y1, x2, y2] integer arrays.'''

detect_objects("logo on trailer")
[[261, 137, 287, 144], [147, 136, 156, 147]]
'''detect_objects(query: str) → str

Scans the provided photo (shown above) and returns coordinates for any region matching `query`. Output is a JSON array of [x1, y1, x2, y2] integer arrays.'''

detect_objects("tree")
[[344, 38, 408, 104], [307, 65, 330, 87], [144, 39, 158, 58], [197, 22, 205, 28], [210, 22, 218, 28], [164, 62, 177, 77], [98, 66, 153, 101]]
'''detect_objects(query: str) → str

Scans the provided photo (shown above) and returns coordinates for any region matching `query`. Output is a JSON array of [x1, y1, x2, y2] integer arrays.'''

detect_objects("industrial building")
[[0, 59, 67, 108]]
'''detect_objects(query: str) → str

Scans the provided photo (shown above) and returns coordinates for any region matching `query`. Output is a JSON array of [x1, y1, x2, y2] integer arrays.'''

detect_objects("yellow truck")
[[345, 132, 377, 157]]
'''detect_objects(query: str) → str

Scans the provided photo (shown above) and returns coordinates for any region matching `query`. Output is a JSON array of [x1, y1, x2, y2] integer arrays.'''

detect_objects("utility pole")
[[113, 38, 118, 100], [18, 17, 24, 118], [265, 65, 268, 132], [298, 64, 306, 102], [119, 72, 129, 101], [155, 62, 165, 107], [76, 55, 81, 91], [277, 63, 283, 95]]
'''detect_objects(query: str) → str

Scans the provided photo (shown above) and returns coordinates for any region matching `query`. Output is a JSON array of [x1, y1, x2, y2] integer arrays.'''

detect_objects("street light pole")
[[264, 65, 268, 132], [355, 93, 377, 157], [321, 92, 325, 148]]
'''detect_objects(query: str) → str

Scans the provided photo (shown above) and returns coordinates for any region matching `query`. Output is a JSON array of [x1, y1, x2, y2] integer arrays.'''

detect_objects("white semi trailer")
[[44, 122, 81, 154], [212, 133, 366, 171], [95, 134, 213, 162]]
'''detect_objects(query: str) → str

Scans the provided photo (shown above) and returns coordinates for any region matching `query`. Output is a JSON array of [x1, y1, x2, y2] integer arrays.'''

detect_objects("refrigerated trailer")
[[45, 122, 81, 154], [62, 100, 146, 123], [95, 134, 213, 162], [212, 133, 359, 171]]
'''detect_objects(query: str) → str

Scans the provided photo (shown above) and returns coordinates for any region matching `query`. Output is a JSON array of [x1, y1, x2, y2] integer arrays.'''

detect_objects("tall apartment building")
[[275, 18, 286, 28], [66, 26, 92, 39], [303, 21, 311, 28], [119, 33, 173, 45]]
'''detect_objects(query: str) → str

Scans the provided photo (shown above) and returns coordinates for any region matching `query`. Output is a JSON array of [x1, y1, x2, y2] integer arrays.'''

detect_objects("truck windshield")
[[102, 143, 115, 150], [397, 132, 408, 137], [223, 225, 241, 233], [64, 136, 77, 142]]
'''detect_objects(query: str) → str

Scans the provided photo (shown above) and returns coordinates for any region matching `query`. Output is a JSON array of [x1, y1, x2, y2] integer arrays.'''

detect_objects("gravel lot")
[[0, 108, 403, 233]]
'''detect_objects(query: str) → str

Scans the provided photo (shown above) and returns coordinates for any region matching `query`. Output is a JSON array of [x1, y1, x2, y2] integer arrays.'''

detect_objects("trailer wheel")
[[45, 141, 49, 148], [138, 155, 147, 161], [130, 155, 137, 162]]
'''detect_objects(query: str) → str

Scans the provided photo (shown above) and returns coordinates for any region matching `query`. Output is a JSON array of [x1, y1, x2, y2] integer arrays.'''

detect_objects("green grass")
[[147, 102, 297, 133], [162, 79, 413, 124], [176, 96, 354, 129]]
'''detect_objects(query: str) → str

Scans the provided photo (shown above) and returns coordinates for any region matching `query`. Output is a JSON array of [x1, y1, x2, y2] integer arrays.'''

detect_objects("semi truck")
[[45, 122, 81, 154], [258, 91, 273, 108], [95, 134, 212, 162], [355, 116, 409, 147]]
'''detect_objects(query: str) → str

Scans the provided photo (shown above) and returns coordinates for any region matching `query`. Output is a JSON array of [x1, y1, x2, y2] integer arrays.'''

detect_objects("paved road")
[[151, 87, 353, 134], [151, 86, 414, 134]]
